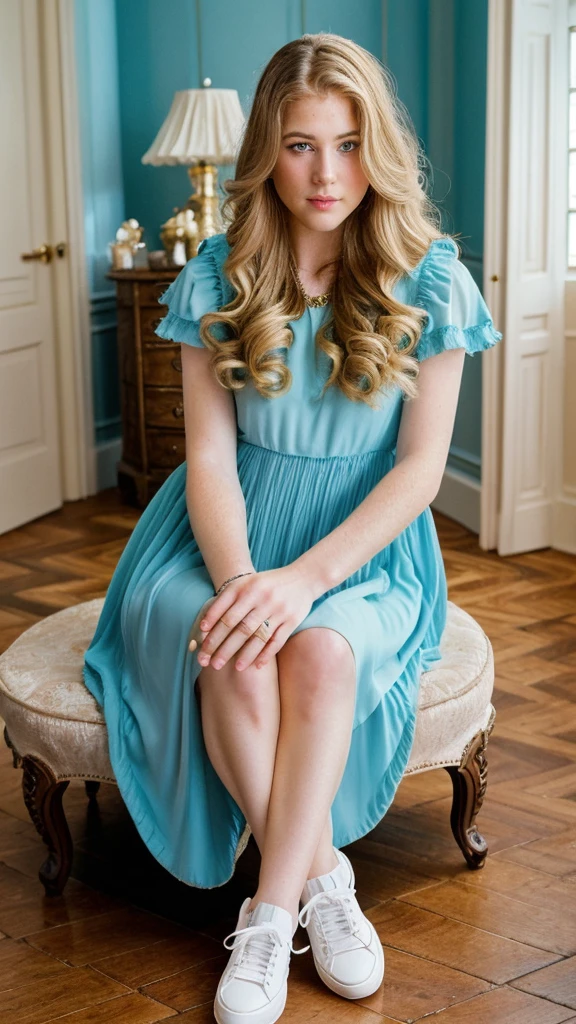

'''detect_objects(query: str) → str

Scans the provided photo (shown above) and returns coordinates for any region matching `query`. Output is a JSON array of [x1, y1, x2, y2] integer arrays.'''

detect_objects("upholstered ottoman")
[[0, 598, 495, 896]]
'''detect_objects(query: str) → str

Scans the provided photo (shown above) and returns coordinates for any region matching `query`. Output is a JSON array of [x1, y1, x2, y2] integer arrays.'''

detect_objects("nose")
[[312, 147, 337, 186]]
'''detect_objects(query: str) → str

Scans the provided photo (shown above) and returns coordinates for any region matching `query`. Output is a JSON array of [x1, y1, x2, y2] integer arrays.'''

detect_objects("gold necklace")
[[291, 257, 332, 307]]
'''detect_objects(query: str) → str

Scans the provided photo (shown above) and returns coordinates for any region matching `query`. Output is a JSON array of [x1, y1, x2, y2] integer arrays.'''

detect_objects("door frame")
[[39, 0, 95, 500], [481, 0, 509, 551]]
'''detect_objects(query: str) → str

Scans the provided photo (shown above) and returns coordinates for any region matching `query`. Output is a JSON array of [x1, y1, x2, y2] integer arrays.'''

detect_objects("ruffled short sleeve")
[[413, 237, 502, 361], [154, 233, 231, 347]]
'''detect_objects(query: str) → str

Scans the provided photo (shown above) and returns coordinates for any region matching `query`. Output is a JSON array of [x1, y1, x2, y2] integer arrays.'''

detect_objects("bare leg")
[[196, 658, 280, 852], [248, 628, 356, 926], [197, 653, 340, 872], [307, 809, 339, 880]]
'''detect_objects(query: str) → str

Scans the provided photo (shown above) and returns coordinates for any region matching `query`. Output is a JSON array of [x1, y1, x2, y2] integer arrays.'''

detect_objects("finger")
[[233, 631, 274, 671], [188, 629, 207, 653], [201, 611, 272, 667], [206, 630, 266, 670], [230, 622, 283, 671], [254, 625, 293, 668], [198, 606, 268, 663], [198, 583, 256, 634]]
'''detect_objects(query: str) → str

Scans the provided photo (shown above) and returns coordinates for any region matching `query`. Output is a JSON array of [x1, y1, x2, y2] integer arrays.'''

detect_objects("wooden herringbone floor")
[[0, 489, 575, 1023]]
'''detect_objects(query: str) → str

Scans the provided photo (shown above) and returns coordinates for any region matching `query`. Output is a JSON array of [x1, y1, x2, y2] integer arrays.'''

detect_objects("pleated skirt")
[[83, 439, 447, 887]]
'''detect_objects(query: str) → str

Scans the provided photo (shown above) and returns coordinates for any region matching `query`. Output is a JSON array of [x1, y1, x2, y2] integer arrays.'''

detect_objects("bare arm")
[[194, 347, 466, 673], [180, 342, 254, 592], [293, 348, 467, 600]]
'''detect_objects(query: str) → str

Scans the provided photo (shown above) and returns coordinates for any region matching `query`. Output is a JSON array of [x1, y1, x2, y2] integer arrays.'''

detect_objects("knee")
[[196, 658, 277, 726], [277, 628, 355, 718]]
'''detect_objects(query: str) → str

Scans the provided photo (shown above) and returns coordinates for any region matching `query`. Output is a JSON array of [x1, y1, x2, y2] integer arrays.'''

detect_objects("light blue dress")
[[83, 233, 502, 888]]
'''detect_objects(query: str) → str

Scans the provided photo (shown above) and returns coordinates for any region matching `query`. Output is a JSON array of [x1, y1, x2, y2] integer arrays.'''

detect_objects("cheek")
[[347, 159, 369, 191], [273, 155, 295, 187]]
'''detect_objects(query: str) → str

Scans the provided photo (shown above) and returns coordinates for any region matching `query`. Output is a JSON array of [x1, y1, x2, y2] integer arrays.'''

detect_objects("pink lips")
[[307, 197, 339, 210]]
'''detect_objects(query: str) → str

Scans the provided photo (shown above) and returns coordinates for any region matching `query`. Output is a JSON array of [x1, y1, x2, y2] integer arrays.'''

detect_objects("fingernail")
[[213, 659, 223, 669]]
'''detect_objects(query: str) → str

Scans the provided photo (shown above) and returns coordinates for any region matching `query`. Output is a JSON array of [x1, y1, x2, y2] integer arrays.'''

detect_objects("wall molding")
[[96, 438, 122, 492], [432, 466, 481, 535], [553, 495, 576, 555]]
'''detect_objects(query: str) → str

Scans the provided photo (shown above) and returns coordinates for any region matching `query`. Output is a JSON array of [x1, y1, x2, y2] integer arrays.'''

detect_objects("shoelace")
[[223, 922, 310, 985], [298, 886, 367, 954]]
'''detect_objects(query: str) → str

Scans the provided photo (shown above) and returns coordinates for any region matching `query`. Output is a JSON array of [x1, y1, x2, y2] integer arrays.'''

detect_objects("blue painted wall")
[[115, 0, 382, 252], [76, 0, 489, 493], [74, 0, 125, 486], [385, 0, 490, 482]]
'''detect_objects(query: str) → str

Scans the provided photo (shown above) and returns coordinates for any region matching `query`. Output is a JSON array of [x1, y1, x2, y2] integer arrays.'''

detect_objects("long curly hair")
[[199, 32, 454, 408]]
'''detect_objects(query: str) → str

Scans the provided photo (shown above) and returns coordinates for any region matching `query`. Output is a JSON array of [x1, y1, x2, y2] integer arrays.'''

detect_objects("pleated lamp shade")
[[141, 84, 245, 166]]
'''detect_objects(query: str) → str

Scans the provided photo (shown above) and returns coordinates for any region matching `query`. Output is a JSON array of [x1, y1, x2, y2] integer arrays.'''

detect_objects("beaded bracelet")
[[216, 571, 254, 595]]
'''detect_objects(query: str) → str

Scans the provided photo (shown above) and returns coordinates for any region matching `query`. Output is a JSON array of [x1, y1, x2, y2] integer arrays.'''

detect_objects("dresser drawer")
[[143, 346, 182, 386], [138, 280, 175, 306], [144, 387, 185, 428], [140, 305, 170, 343], [148, 429, 186, 468]]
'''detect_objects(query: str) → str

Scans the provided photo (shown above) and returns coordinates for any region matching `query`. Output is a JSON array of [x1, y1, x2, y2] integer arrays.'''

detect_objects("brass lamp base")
[[186, 161, 224, 241]]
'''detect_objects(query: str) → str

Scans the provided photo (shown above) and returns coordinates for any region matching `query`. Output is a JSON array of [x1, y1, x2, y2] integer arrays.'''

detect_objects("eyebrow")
[[281, 130, 360, 140]]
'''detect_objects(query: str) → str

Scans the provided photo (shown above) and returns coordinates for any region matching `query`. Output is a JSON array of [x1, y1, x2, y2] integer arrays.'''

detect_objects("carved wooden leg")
[[445, 709, 495, 870], [21, 755, 73, 896]]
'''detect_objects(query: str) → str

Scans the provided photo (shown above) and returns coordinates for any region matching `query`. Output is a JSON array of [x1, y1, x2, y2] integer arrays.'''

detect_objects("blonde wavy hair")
[[199, 32, 454, 407]]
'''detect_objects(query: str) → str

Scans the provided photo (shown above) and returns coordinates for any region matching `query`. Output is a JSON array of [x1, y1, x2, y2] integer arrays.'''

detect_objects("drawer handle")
[[171, 357, 182, 373], [172, 444, 179, 452], [173, 402, 184, 418]]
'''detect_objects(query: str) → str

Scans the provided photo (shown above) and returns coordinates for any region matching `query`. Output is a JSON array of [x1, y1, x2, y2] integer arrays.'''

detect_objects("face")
[[270, 91, 370, 236]]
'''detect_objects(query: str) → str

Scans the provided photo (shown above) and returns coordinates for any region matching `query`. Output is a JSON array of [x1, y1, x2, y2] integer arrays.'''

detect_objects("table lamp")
[[141, 79, 245, 243]]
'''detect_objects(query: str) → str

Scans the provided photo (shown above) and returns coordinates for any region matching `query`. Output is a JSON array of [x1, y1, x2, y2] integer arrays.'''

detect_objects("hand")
[[191, 565, 316, 672]]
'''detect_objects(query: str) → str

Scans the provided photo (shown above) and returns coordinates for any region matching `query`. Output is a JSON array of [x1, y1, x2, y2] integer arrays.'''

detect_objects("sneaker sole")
[[312, 922, 385, 1000], [214, 980, 287, 1024]]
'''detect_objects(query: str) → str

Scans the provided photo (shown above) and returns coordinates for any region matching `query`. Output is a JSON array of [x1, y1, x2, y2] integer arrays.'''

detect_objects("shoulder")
[[194, 232, 234, 303], [195, 231, 231, 261], [411, 237, 460, 296], [160, 233, 233, 314], [408, 238, 502, 360], [409, 236, 487, 317]]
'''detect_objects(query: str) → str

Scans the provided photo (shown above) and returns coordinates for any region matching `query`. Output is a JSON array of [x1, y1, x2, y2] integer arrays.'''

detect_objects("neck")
[[287, 219, 342, 274]]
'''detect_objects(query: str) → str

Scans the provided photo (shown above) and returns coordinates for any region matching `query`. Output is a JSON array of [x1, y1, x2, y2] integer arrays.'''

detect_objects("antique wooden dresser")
[[108, 267, 185, 507]]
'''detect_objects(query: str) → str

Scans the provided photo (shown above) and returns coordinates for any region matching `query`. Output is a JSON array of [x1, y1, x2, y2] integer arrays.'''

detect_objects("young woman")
[[84, 32, 502, 1024]]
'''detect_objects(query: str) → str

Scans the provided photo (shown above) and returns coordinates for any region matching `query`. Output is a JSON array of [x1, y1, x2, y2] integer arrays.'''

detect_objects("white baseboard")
[[432, 467, 481, 535], [552, 494, 576, 555], [95, 439, 121, 492]]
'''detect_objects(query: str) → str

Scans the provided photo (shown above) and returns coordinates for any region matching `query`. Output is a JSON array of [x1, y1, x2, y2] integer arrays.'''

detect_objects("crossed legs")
[[196, 627, 356, 929]]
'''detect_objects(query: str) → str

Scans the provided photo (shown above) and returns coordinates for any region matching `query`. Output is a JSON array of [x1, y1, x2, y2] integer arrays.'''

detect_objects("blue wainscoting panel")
[[75, 0, 124, 488]]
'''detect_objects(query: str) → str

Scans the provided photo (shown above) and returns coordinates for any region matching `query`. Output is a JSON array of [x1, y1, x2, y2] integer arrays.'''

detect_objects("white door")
[[494, 0, 567, 555], [0, 0, 62, 534]]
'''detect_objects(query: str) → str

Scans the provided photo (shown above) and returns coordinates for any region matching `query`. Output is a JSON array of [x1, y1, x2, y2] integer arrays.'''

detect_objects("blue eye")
[[287, 141, 359, 153]]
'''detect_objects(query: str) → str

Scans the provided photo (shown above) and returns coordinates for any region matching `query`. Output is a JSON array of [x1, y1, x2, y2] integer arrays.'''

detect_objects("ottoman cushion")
[[0, 599, 493, 781]]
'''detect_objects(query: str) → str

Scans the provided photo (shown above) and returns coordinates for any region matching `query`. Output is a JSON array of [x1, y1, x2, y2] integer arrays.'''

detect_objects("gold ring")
[[254, 619, 271, 642]]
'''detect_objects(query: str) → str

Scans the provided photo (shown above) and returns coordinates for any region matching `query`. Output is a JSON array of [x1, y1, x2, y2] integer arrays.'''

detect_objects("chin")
[[296, 209, 348, 232]]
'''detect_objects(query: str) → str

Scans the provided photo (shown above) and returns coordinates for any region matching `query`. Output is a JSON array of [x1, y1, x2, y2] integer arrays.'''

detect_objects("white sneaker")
[[298, 848, 384, 999], [214, 897, 310, 1024]]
